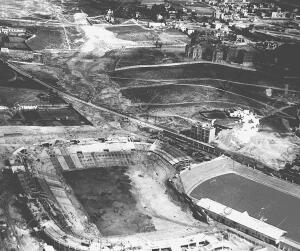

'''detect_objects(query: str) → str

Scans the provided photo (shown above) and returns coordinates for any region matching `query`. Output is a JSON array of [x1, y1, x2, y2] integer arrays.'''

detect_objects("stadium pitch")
[[63, 167, 155, 236], [190, 173, 300, 242]]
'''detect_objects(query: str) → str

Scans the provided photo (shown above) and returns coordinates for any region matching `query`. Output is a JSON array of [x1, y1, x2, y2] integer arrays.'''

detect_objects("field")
[[0, 63, 59, 109], [0, 0, 55, 19], [0, 62, 46, 90], [105, 25, 189, 44], [190, 173, 300, 242], [112, 63, 300, 123], [19, 107, 91, 126], [120, 83, 259, 131], [111, 63, 283, 87], [180, 156, 300, 242], [63, 167, 155, 236], [105, 24, 156, 42], [26, 27, 67, 51], [61, 151, 204, 238], [115, 47, 186, 68], [0, 87, 46, 107], [0, 59, 91, 126], [120, 82, 288, 132], [105, 25, 149, 35], [54, 0, 138, 16], [121, 84, 259, 109]]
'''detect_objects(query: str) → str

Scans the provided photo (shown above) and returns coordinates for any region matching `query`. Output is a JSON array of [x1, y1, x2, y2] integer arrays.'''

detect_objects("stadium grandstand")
[[12, 136, 300, 251], [197, 198, 287, 245], [149, 140, 193, 168], [174, 155, 300, 251], [13, 137, 238, 251]]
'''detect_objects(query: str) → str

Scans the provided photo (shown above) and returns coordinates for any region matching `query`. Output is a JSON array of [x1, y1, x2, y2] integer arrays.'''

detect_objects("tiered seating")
[[134, 142, 152, 151], [77, 152, 96, 168], [152, 147, 178, 165], [43, 221, 90, 251], [150, 141, 192, 166], [36, 177, 58, 203], [18, 172, 70, 230], [44, 177, 63, 189], [69, 153, 84, 169], [35, 157, 57, 178], [50, 156, 64, 172], [92, 151, 134, 167], [63, 155, 76, 170], [154, 156, 172, 170], [53, 148, 70, 171]]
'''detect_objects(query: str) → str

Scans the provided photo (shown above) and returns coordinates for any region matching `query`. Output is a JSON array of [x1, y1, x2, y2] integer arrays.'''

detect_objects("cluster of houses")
[[209, 0, 298, 22], [185, 41, 257, 67]]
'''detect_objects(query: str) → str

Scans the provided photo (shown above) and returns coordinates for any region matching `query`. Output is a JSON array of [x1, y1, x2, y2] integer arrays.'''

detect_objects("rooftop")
[[197, 198, 287, 243]]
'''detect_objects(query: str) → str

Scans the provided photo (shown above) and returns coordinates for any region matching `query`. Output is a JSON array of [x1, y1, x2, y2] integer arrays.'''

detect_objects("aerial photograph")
[[0, 0, 299, 250]]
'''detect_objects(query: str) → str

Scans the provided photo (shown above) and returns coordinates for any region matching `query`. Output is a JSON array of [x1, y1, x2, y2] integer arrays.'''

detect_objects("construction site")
[[8, 137, 265, 251], [0, 0, 299, 250]]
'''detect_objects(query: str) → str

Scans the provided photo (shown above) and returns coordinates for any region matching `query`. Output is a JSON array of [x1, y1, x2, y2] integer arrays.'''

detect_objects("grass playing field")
[[63, 167, 155, 236], [190, 173, 300, 242]]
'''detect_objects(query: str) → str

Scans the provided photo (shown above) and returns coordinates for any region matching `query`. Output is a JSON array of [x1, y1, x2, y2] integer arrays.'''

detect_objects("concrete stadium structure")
[[11, 137, 257, 251], [177, 156, 300, 251]]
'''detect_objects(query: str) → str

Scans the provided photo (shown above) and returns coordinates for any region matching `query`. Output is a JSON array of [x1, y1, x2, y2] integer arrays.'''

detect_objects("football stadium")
[[9, 136, 300, 251], [10, 136, 258, 251], [179, 156, 300, 250]]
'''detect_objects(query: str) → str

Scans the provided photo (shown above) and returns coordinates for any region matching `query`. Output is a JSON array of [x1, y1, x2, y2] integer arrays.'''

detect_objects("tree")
[[150, 4, 167, 21]]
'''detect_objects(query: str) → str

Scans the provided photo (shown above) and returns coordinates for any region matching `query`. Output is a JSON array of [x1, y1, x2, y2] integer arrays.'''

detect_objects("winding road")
[[113, 60, 258, 73], [114, 76, 300, 93], [117, 77, 296, 118]]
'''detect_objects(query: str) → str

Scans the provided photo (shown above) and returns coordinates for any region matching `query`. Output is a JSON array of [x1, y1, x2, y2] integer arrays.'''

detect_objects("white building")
[[197, 198, 287, 245]]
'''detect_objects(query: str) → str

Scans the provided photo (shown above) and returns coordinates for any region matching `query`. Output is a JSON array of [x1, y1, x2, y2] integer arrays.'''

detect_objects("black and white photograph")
[[0, 0, 299, 250]]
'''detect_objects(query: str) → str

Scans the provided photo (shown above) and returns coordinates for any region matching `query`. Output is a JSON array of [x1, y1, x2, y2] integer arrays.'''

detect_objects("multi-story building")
[[212, 45, 224, 62], [186, 43, 203, 60], [0, 26, 27, 37], [190, 122, 216, 143], [186, 42, 260, 67]]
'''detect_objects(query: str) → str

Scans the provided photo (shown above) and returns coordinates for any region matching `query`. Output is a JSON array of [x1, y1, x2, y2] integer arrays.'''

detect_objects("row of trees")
[[113, 4, 168, 21]]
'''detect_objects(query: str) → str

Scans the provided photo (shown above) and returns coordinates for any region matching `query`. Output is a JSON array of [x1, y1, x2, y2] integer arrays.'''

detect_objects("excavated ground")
[[63, 153, 204, 236], [63, 166, 155, 236]]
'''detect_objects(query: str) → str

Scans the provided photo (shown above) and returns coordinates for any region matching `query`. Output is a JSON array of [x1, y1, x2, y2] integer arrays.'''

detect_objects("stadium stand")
[[149, 140, 193, 167], [11, 139, 279, 251]]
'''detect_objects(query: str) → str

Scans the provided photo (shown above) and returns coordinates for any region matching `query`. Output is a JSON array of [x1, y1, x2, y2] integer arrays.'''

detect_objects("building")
[[140, 0, 164, 8], [0, 48, 34, 61], [212, 45, 224, 62], [201, 43, 214, 61], [192, 44, 203, 59], [197, 198, 287, 246], [279, 237, 300, 251], [225, 45, 257, 67], [242, 48, 256, 67], [225, 46, 238, 63], [0, 26, 27, 37], [186, 42, 259, 67], [271, 11, 291, 19], [186, 42, 220, 61], [190, 122, 216, 143]]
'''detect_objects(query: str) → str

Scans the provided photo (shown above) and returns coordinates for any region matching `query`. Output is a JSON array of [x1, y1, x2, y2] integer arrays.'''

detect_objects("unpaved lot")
[[63, 153, 206, 236]]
